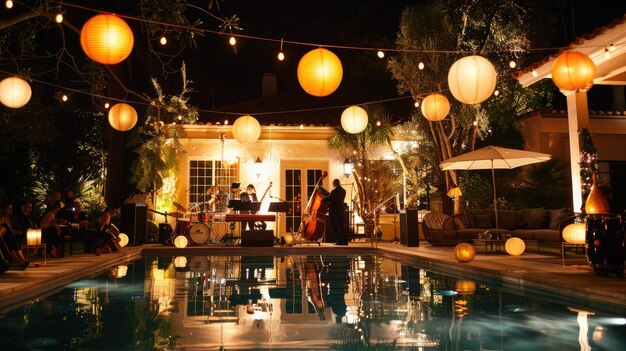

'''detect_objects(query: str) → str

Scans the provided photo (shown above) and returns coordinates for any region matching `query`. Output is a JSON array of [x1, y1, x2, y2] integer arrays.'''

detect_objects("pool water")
[[0, 254, 624, 350]]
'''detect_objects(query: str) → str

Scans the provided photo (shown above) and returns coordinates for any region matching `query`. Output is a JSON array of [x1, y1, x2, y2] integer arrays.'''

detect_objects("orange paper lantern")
[[297, 48, 343, 97], [551, 51, 596, 92], [421, 93, 450, 121], [80, 14, 134, 65], [108, 103, 138, 131]]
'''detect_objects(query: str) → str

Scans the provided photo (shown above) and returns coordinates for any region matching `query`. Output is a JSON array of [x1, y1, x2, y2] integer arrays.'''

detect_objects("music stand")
[[228, 199, 243, 212]]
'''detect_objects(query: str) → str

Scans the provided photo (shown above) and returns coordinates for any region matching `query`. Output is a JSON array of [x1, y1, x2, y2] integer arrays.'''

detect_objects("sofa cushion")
[[548, 208, 569, 230], [474, 214, 492, 228], [525, 229, 560, 242], [496, 210, 518, 230], [526, 210, 548, 229], [466, 209, 491, 228], [519, 208, 546, 228]]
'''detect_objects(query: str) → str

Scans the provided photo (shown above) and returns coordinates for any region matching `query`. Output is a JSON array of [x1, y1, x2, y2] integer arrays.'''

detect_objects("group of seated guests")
[[1, 191, 123, 274]]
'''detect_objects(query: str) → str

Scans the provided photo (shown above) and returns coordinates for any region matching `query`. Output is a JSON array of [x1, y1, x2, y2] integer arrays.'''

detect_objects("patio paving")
[[1, 240, 625, 315]]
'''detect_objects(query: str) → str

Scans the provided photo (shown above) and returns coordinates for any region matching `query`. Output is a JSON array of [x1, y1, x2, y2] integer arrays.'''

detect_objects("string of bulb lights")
[[1, 0, 620, 138]]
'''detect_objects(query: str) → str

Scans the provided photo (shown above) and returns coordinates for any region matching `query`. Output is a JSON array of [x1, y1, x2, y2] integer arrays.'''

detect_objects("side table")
[[561, 242, 587, 266], [21, 244, 47, 265]]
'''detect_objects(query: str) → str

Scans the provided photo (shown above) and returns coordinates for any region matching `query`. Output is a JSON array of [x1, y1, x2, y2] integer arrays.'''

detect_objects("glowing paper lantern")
[[108, 103, 138, 131], [26, 228, 42, 246], [174, 235, 188, 248], [340, 106, 368, 134], [0, 76, 32, 108], [232, 115, 261, 144], [551, 51, 596, 92], [448, 55, 497, 104], [454, 243, 475, 263], [174, 256, 188, 268], [297, 48, 343, 97], [505, 237, 525, 256], [80, 14, 134, 65], [562, 222, 586, 245], [118, 233, 129, 247], [455, 279, 476, 295], [421, 93, 450, 121]]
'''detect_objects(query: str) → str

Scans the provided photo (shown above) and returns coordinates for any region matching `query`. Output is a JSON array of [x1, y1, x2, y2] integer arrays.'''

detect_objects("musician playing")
[[202, 186, 216, 213], [323, 179, 348, 246], [239, 184, 258, 230]]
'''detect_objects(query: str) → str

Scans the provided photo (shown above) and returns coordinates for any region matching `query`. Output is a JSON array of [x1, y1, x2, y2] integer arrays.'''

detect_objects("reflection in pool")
[[0, 254, 625, 350]]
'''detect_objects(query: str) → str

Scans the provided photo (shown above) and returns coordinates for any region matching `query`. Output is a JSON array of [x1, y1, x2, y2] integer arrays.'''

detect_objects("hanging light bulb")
[[509, 60, 516, 68], [229, 36, 237, 46], [531, 70, 538, 77], [177, 115, 183, 121], [160, 36, 167, 45], [5, 0, 13, 9], [61, 94, 68, 102], [224, 119, 229, 125], [604, 48, 611, 59], [414, 101, 420, 108], [418, 62, 425, 70], [377, 50, 385, 59], [473, 120, 478, 126], [609, 43, 616, 52], [55, 13, 63, 23], [278, 51, 285, 61], [104, 102, 110, 109], [376, 120, 381, 126], [494, 90, 500, 96], [299, 124, 304, 129]]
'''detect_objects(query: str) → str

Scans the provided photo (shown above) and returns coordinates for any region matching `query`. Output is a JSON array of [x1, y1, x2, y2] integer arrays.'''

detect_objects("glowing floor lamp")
[[447, 186, 462, 218]]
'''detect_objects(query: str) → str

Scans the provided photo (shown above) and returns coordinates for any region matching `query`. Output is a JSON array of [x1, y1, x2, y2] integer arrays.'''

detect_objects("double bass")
[[299, 171, 329, 241]]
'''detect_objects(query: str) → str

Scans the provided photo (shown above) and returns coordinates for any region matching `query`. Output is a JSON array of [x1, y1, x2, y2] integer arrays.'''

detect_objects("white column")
[[566, 91, 590, 213]]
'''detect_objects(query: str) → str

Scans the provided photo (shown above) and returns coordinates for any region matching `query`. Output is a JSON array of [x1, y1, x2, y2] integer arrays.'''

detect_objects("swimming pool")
[[0, 254, 624, 350]]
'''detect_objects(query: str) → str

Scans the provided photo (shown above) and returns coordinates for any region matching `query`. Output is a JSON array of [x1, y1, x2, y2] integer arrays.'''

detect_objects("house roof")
[[515, 13, 626, 88]]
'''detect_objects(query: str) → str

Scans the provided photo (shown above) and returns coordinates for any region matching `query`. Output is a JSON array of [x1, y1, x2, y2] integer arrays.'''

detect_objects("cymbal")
[[172, 201, 186, 212], [167, 211, 185, 218]]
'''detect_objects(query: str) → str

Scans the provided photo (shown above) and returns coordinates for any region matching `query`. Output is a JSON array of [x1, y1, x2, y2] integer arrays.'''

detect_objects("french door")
[[281, 161, 328, 235]]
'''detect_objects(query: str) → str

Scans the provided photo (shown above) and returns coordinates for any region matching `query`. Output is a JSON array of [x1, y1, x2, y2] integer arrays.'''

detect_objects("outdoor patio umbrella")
[[439, 146, 551, 229]]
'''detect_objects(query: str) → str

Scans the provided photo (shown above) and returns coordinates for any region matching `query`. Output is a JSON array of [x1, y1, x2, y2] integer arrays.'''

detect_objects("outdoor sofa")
[[422, 208, 573, 246]]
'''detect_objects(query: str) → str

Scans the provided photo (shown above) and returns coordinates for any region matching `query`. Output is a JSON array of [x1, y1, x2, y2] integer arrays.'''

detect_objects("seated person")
[[14, 200, 37, 242], [0, 223, 29, 267], [66, 200, 96, 253], [40, 206, 64, 258], [0, 204, 29, 265], [94, 207, 120, 254]]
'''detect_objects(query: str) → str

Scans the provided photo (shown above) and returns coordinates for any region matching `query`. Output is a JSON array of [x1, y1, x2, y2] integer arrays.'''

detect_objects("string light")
[[377, 50, 385, 59], [177, 115, 182, 120], [414, 101, 420, 108], [509, 60, 516, 68], [531, 70, 538, 77], [160, 36, 167, 45], [604, 48, 611, 59], [61, 94, 68, 102], [277, 38, 285, 61], [104, 102, 110, 108], [224, 119, 229, 125], [376, 120, 381, 126], [229, 36, 236, 46], [55, 13, 64, 23], [609, 43, 616, 52], [493, 90, 499, 96], [5, 0, 13, 9], [473, 120, 478, 126], [418, 62, 425, 70], [299, 124, 304, 129]]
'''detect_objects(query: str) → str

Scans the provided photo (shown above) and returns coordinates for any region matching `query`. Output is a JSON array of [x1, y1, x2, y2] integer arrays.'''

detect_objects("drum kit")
[[168, 201, 226, 246]]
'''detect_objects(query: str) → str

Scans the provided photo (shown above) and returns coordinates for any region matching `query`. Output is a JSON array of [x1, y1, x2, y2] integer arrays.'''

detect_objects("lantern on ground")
[[232, 115, 261, 144], [421, 93, 450, 121], [0, 76, 32, 108], [448, 55, 497, 104], [551, 51, 596, 92], [118, 233, 129, 247], [174, 256, 188, 268], [340, 105, 368, 134], [454, 243, 475, 263], [174, 235, 188, 248], [26, 228, 42, 246], [562, 222, 586, 245], [297, 48, 343, 97], [108, 103, 138, 131], [505, 237, 525, 256], [80, 14, 134, 65]]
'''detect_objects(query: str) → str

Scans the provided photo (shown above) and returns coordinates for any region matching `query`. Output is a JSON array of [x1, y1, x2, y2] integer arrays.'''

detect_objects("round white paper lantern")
[[108, 103, 138, 131], [80, 14, 134, 65], [297, 48, 343, 97], [0, 76, 32, 108], [505, 237, 525, 256], [174, 235, 188, 248], [421, 93, 450, 121], [448, 55, 497, 104], [232, 115, 261, 144], [118, 233, 129, 247], [340, 106, 368, 134]]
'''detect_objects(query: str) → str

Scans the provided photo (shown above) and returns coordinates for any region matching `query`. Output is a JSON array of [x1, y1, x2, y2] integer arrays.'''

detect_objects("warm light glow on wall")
[[80, 14, 134, 65], [454, 243, 475, 263], [340, 105, 368, 134], [297, 48, 343, 97], [448, 55, 497, 104], [562, 222, 586, 245], [108, 103, 138, 131], [421, 93, 450, 121], [551, 51, 596, 92], [232, 115, 261, 144], [0, 76, 32, 108]]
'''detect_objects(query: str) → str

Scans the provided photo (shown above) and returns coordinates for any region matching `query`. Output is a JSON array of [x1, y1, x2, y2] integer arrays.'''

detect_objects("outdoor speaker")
[[241, 230, 274, 247], [120, 203, 147, 245], [400, 209, 419, 247]]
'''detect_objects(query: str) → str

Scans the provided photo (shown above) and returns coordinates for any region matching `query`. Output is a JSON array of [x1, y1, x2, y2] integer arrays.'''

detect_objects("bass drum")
[[189, 223, 210, 245]]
